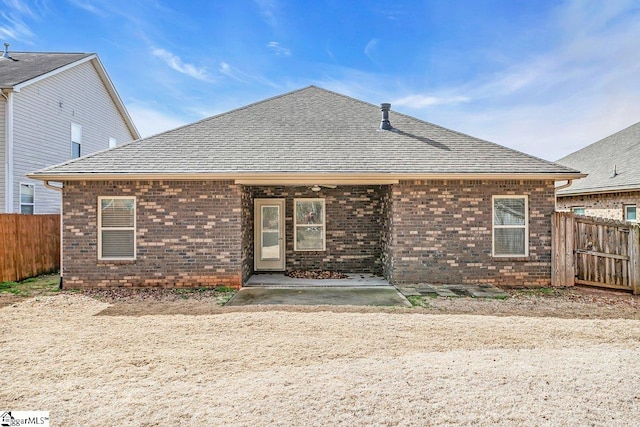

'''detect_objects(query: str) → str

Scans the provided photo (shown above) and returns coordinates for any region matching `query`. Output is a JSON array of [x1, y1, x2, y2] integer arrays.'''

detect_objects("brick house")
[[30, 86, 582, 288], [556, 121, 640, 224]]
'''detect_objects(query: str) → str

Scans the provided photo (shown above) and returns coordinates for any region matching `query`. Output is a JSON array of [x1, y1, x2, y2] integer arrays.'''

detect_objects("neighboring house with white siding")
[[0, 45, 139, 213]]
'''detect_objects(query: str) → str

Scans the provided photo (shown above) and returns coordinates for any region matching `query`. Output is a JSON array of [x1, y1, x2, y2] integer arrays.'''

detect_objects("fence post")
[[552, 211, 575, 287], [629, 225, 640, 295]]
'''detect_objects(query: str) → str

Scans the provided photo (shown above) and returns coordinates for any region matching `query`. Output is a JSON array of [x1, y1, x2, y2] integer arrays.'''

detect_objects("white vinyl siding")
[[294, 198, 326, 251], [10, 60, 137, 213], [98, 197, 136, 260], [0, 98, 5, 212], [19, 183, 34, 214], [492, 195, 528, 257]]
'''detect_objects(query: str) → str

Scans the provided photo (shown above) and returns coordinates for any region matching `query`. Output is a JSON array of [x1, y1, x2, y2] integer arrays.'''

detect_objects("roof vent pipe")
[[380, 103, 392, 130], [2, 43, 10, 59]]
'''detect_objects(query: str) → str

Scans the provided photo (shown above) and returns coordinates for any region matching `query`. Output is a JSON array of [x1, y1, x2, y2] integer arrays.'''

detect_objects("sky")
[[1, 0, 640, 161]]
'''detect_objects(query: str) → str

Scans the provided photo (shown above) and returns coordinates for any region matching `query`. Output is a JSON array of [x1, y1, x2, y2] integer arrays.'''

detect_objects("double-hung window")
[[572, 207, 585, 216], [98, 197, 136, 260], [20, 183, 34, 214], [294, 199, 326, 251], [71, 123, 82, 159], [492, 195, 528, 257], [625, 205, 637, 223]]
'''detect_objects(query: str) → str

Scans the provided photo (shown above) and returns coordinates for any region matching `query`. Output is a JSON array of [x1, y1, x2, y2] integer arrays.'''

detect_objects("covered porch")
[[240, 183, 393, 286]]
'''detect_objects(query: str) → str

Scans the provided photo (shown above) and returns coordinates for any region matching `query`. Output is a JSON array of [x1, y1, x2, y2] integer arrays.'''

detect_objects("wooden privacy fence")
[[552, 212, 640, 294], [0, 214, 60, 283]]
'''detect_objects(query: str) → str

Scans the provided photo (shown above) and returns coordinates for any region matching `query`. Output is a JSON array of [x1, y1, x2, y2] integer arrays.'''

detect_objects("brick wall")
[[249, 186, 384, 273], [388, 180, 556, 286], [557, 191, 639, 221], [61, 179, 557, 288], [241, 186, 254, 283], [380, 185, 394, 282], [61, 180, 244, 288]]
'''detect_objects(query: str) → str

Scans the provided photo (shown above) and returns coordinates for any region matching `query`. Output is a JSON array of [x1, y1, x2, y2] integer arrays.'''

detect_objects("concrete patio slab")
[[225, 286, 411, 307], [245, 273, 389, 287]]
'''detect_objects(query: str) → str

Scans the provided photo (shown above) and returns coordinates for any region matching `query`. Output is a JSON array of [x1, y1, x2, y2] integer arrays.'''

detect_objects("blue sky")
[[2, 0, 640, 161]]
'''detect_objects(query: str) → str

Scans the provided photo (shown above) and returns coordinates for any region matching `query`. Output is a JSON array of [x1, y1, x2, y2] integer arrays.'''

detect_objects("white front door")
[[254, 199, 286, 271]]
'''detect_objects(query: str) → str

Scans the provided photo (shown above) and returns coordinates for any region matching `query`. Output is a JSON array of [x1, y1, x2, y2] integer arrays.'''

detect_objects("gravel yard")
[[1, 288, 639, 426]]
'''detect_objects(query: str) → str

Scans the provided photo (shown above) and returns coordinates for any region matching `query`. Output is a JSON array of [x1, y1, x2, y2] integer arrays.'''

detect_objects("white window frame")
[[492, 195, 529, 257], [572, 207, 586, 216], [109, 137, 117, 148], [624, 205, 637, 224], [98, 196, 136, 261], [19, 182, 35, 214], [294, 198, 326, 251], [71, 123, 82, 159]]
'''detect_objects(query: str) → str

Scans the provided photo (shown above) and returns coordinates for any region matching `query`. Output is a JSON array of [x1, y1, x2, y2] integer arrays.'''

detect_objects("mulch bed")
[[285, 270, 349, 279]]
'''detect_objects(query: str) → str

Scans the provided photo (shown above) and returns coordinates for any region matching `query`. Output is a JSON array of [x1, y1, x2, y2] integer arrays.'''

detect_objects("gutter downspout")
[[2, 89, 13, 212], [554, 179, 573, 211], [45, 180, 64, 289]]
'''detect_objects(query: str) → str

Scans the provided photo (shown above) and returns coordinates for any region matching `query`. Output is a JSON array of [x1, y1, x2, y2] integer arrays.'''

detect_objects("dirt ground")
[[1, 288, 639, 426], [75, 284, 640, 320]]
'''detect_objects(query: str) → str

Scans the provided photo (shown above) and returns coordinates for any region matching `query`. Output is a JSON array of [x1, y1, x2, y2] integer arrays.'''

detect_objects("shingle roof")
[[31, 86, 581, 181], [0, 52, 93, 88], [556, 121, 640, 196]]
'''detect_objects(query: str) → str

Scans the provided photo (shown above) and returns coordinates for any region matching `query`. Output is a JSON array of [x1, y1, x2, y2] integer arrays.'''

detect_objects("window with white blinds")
[[98, 197, 136, 260], [492, 195, 528, 257]]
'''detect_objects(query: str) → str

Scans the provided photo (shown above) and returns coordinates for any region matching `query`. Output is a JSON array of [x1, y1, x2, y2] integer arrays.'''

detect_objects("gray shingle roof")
[[0, 52, 93, 88], [556, 121, 640, 196], [32, 86, 581, 180]]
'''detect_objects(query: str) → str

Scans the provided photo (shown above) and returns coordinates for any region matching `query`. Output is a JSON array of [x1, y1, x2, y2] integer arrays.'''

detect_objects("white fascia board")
[[27, 172, 587, 184], [12, 54, 97, 92]]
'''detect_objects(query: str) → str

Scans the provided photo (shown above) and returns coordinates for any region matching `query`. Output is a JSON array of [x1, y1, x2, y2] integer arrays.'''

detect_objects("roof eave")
[[28, 171, 587, 184], [12, 54, 96, 92], [557, 185, 640, 197]]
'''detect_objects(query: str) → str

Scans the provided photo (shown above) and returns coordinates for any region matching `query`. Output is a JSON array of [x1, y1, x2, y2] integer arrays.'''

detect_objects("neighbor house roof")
[[0, 51, 139, 139], [0, 52, 93, 88], [30, 86, 582, 184], [556, 121, 640, 196]]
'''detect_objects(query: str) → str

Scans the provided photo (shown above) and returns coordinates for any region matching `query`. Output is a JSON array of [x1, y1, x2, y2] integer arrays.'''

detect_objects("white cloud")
[[0, 11, 34, 39], [364, 38, 379, 61], [66, 0, 107, 16], [152, 48, 215, 82], [219, 61, 248, 82], [254, 0, 279, 27], [3, 0, 34, 16], [127, 104, 188, 138], [267, 41, 291, 57], [0, 0, 38, 40], [393, 94, 471, 108]]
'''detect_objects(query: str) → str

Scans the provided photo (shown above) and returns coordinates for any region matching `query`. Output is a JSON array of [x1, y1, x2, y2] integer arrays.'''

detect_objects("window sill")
[[97, 259, 136, 265], [492, 256, 531, 262]]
